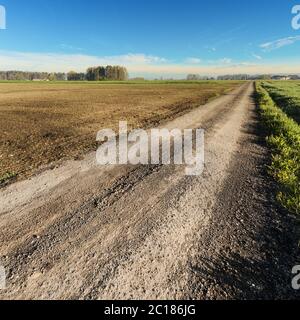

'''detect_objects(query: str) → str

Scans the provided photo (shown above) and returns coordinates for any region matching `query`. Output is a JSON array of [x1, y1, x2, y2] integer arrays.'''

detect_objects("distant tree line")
[[85, 66, 128, 81], [66, 71, 86, 81], [67, 66, 129, 81], [0, 71, 66, 81], [187, 74, 215, 81], [0, 65, 129, 81], [217, 74, 249, 80]]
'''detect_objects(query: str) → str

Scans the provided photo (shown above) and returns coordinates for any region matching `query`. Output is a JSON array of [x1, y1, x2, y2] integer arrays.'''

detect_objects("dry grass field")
[[0, 81, 241, 184]]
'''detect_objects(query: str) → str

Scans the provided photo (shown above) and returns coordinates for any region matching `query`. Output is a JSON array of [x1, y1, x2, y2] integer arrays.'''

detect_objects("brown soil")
[[0, 81, 240, 183]]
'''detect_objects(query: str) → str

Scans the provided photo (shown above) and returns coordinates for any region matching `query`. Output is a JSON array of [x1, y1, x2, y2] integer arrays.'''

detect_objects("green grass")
[[255, 82, 300, 214], [261, 81, 300, 124], [0, 171, 17, 185]]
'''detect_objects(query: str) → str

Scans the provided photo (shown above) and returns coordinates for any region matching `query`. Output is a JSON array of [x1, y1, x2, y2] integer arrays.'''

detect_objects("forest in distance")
[[0, 65, 129, 81]]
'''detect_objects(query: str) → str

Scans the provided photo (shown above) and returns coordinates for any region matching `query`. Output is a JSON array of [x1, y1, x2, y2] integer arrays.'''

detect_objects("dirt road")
[[0, 82, 299, 300]]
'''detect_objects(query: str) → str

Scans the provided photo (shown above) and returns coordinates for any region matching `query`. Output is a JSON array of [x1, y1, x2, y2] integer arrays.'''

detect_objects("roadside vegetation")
[[261, 81, 300, 124], [256, 82, 300, 214], [0, 171, 16, 186]]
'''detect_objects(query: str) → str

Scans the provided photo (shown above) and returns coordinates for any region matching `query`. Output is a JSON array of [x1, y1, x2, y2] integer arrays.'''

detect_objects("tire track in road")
[[2, 83, 294, 300]]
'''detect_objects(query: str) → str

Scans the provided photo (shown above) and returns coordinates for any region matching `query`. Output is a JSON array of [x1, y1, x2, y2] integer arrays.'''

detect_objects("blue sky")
[[0, 0, 300, 77]]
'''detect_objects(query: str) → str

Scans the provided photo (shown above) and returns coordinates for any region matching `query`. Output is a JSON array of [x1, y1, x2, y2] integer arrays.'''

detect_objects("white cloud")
[[185, 57, 202, 64], [129, 62, 300, 78], [60, 44, 83, 51], [116, 53, 167, 64], [260, 36, 300, 51], [0, 51, 167, 72], [232, 62, 258, 67], [205, 46, 217, 52], [218, 58, 232, 64], [206, 58, 233, 65], [252, 53, 262, 60], [0, 50, 300, 78]]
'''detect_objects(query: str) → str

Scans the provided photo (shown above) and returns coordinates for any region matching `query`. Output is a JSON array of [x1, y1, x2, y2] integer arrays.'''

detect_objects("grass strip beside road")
[[261, 81, 300, 124], [256, 82, 300, 214]]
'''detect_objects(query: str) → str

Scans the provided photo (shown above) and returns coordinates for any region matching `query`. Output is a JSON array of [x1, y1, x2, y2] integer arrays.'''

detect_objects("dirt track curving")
[[0, 82, 299, 300]]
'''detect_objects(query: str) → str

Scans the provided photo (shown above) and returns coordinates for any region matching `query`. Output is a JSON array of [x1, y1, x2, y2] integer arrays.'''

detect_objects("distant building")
[[288, 75, 300, 80], [271, 75, 291, 80]]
